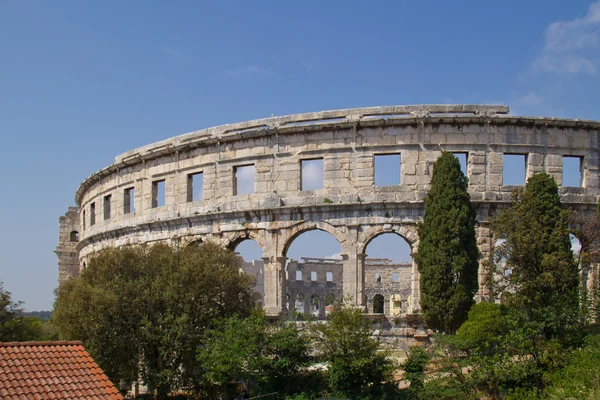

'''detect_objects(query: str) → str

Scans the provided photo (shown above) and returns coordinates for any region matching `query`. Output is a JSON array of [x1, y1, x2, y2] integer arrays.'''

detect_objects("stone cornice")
[[74, 104, 600, 206]]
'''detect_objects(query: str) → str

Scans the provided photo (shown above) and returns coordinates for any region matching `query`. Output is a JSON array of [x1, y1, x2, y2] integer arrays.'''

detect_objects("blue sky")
[[0, 1, 598, 310]]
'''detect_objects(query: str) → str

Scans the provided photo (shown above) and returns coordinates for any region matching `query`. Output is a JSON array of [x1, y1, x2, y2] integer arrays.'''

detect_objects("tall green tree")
[[414, 152, 479, 333], [486, 173, 579, 339], [311, 304, 395, 399], [52, 242, 255, 397]]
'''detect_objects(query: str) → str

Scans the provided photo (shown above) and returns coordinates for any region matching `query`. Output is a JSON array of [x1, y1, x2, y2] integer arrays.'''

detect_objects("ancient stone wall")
[[57, 105, 600, 323], [55, 207, 81, 285], [241, 259, 265, 308], [287, 258, 344, 319]]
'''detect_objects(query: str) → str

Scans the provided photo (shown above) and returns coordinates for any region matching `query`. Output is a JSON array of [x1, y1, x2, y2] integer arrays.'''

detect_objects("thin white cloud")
[[519, 92, 544, 107], [325, 253, 342, 260], [222, 65, 275, 79], [533, 1, 600, 75]]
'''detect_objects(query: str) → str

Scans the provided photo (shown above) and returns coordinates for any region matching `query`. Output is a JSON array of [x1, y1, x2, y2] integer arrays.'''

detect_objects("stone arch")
[[310, 294, 320, 316], [358, 224, 421, 314], [358, 224, 418, 255], [69, 231, 80, 242], [221, 230, 267, 256], [373, 294, 384, 314], [280, 220, 347, 257], [183, 236, 205, 248]]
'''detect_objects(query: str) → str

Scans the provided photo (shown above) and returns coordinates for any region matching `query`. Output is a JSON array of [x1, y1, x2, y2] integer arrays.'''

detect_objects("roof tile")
[[0, 341, 123, 400]]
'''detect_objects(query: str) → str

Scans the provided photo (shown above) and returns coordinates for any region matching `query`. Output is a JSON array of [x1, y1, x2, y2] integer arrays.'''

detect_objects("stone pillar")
[[475, 225, 493, 302], [342, 251, 366, 309], [409, 259, 420, 314], [589, 264, 599, 321], [263, 256, 287, 318]]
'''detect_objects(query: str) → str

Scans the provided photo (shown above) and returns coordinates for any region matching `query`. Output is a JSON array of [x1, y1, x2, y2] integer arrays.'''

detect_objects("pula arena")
[[56, 104, 600, 321]]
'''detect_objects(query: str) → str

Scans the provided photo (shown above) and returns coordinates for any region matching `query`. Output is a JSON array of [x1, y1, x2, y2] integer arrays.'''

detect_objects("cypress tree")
[[489, 173, 579, 339], [414, 152, 479, 334]]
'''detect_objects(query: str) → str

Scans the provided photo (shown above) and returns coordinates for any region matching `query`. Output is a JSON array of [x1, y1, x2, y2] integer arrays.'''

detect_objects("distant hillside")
[[23, 311, 52, 320]]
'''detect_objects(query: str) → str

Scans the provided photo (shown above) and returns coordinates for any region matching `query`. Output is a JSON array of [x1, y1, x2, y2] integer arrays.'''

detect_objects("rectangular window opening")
[[103, 194, 111, 220], [187, 172, 204, 202], [392, 272, 400, 283], [90, 203, 96, 226], [311, 271, 317, 281], [326, 272, 333, 282], [82, 210, 86, 230], [234, 165, 255, 195], [452, 153, 468, 176], [503, 154, 527, 186], [152, 180, 166, 208], [374, 154, 401, 186], [296, 270, 303, 281], [375, 273, 382, 283], [563, 156, 583, 187], [124, 187, 135, 214], [301, 158, 324, 190]]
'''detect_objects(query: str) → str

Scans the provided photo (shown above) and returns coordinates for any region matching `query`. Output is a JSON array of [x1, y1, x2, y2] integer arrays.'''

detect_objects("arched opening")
[[284, 229, 343, 259], [233, 238, 263, 261], [373, 294, 384, 314], [493, 238, 510, 277], [253, 292, 262, 309], [570, 233, 582, 260], [569, 233, 593, 295], [186, 238, 203, 248], [310, 294, 319, 317], [325, 293, 335, 316], [364, 232, 413, 316], [232, 238, 264, 310], [285, 229, 342, 320], [70, 231, 79, 242]]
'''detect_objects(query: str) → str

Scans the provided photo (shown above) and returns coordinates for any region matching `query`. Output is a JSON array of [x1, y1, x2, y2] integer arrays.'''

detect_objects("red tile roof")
[[0, 341, 124, 400]]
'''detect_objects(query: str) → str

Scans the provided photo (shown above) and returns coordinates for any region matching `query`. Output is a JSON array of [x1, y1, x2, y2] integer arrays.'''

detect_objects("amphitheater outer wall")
[[57, 105, 600, 317]]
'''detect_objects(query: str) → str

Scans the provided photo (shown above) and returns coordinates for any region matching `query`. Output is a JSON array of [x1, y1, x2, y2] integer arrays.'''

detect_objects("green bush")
[[544, 334, 600, 399]]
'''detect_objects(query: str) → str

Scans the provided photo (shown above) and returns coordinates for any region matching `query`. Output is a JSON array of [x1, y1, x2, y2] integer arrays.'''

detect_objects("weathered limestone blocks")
[[58, 105, 600, 318]]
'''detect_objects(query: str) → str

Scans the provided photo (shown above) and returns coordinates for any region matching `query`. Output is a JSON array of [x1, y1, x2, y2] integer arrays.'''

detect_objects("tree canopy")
[[0, 281, 56, 342], [199, 312, 312, 399], [311, 304, 396, 399], [486, 172, 579, 339], [414, 152, 479, 333], [52, 242, 256, 397], [406, 173, 599, 399]]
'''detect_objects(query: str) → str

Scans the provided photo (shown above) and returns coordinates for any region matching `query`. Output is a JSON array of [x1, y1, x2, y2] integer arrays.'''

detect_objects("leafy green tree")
[[0, 281, 57, 342], [414, 152, 479, 333], [311, 304, 395, 399], [199, 312, 312, 399], [573, 206, 600, 325], [416, 174, 594, 398], [0, 281, 23, 341], [402, 346, 429, 398], [52, 242, 255, 398], [486, 172, 580, 340]]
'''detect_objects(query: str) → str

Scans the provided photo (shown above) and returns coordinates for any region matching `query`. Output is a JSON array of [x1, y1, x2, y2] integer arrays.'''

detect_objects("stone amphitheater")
[[56, 104, 600, 325]]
